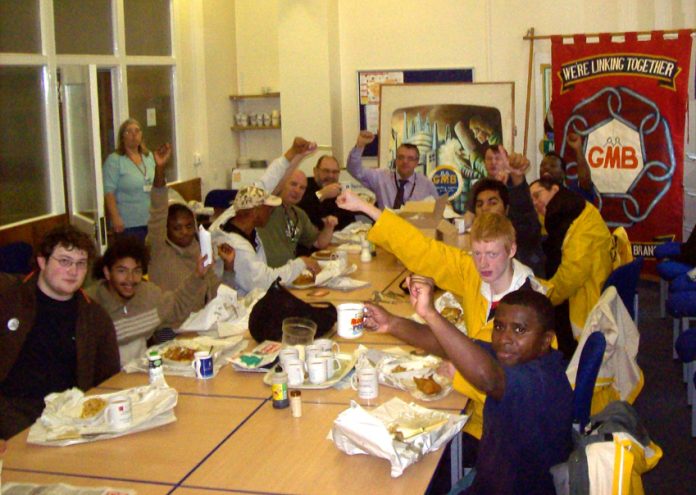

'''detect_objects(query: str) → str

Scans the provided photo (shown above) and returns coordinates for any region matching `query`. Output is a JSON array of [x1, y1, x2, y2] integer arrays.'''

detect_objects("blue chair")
[[602, 257, 643, 324], [667, 290, 696, 377], [572, 332, 607, 432], [670, 272, 696, 293], [675, 328, 696, 437], [655, 241, 689, 318], [0, 241, 33, 274], [204, 189, 237, 210]]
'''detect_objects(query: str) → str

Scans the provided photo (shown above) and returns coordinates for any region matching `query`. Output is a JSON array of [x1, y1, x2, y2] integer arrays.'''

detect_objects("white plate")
[[263, 352, 357, 389]]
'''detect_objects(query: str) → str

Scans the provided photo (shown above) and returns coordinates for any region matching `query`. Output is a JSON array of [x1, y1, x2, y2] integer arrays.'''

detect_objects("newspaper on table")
[[26, 385, 178, 447], [2, 482, 135, 495], [230, 340, 281, 372], [329, 398, 468, 478], [123, 335, 246, 377], [179, 286, 264, 337]]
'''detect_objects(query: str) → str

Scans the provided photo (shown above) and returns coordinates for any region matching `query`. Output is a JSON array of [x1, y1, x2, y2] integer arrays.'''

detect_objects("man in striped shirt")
[[87, 236, 210, 365]]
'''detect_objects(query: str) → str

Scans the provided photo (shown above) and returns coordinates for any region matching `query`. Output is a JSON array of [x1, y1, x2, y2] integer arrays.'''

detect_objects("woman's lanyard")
[[393, 171, 417, 202]]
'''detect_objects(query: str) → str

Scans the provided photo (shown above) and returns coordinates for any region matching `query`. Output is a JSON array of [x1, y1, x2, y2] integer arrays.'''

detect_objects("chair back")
[[0, 241, 33, 274], [572, 331, 607, 432], [602, 257, 643, 320], [204, 189, 237, 210]]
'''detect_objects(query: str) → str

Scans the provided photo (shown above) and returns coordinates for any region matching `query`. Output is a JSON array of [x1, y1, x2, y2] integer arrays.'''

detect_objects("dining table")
[[1, 238, 471, 495]]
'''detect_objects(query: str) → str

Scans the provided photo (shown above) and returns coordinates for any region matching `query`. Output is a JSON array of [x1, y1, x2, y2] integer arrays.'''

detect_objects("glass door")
[[58, 64, 108, 254]]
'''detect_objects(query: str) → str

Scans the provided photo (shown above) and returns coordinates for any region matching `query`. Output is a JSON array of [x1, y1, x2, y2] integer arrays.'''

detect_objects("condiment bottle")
[[360, 235, 372, 263], [148, 350, 167, 387], [271, 368, 290, 409], [290, 390, 302, 417]]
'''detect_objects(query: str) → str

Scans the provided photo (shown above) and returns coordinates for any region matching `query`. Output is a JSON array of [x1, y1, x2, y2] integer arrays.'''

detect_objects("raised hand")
[[566, 132, 583, 153], [319, 182, 342, 200], [287, 137, 317, 161], [407, 274, 437, 319], [336, 189, 367, 212], [154, 143, 172, 167], [356, 130, 375, 148]]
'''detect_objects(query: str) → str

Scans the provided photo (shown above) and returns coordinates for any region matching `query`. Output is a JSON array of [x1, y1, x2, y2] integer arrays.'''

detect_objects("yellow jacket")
[[542, 202, 613, 339], [369, 210, 542, 438]]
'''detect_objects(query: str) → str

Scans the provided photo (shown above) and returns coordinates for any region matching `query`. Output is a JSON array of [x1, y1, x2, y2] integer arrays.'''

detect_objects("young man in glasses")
[[0, 225, 120, 439]]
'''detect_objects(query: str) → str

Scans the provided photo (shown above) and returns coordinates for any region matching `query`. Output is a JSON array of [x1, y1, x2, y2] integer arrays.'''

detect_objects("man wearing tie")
[[346, 131, 439, 210]]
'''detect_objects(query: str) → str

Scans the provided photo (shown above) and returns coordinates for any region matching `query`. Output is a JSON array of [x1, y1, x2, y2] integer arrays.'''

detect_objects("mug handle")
[[350, 372, 359, 390], [191, 358, 200, 377]]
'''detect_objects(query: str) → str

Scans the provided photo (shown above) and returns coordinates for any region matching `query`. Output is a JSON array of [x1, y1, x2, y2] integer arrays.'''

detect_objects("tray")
[[263, 352, 357, 390]]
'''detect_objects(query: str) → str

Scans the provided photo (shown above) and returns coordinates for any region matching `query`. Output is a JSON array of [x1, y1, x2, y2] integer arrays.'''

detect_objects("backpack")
[[248, 277, 337, 342], [551, 401, 662, 495]]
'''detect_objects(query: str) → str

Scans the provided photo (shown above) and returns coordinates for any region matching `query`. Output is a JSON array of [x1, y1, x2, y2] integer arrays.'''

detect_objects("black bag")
[[248, 278, 337, 342]]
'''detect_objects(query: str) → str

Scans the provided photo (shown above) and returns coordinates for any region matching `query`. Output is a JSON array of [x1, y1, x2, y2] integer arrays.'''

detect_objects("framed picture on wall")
[[358, 68, 474, 157], [378, 82, 514, 213]]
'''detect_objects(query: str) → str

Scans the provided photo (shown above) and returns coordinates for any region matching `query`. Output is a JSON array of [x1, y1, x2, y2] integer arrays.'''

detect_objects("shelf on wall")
[[229, 92, 280, 100], [230, 125, 281, 132]]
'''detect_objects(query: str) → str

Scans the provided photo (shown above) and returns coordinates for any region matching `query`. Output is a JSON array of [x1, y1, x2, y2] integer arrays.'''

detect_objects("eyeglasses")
[[51, 256, 89, 270]]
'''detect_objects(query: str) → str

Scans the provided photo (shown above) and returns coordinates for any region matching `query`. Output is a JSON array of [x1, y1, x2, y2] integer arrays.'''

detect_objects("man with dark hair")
[[1, 225, 120, 439], [468, 176, 545, 277], [346, 131, 439, 209], [297, 154, 356, 231], [87, 236, 210, 366], [395, 284, 572, 494], [539, 132, 595, 203]]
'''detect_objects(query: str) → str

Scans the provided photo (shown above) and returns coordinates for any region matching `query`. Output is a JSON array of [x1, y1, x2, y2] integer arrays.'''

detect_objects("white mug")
[[285, 358, 306, 387], [105, 396, 133, 430], [307, 358, 328, 384], [304, 344, 322, 363], [318, 351, 341, 379], [336, 303, 365, 339], [314, 338, 340, 354], [330, 251, 348, 271], [279, 347, 300, 369], [351, 367, 379, 400]]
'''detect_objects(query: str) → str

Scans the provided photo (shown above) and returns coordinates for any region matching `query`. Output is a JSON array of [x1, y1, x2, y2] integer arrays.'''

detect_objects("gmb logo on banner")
[[429, 165, 463, 200], [585, 119, 643, 194]]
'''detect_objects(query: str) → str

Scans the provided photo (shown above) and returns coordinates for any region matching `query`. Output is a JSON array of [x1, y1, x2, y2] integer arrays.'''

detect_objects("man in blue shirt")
[[367, 285, 573, 494]]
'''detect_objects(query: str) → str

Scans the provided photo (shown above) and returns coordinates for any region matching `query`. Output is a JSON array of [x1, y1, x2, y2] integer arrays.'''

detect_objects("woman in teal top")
[[103, 118, 171, 241]]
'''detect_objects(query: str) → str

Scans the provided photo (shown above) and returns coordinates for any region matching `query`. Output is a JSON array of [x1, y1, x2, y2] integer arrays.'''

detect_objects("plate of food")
[[288, 270, 317, 289], [378, 355, 452, 401], [160, 341, 203, 366], [311, 249, 333, 261]]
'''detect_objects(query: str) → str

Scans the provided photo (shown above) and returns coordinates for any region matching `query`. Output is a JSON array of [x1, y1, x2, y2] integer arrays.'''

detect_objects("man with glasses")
[[1, 225, 120, 439], [346, 131, 439, 210], [297, 155, 356, 231], [86, 236, 210, 366]]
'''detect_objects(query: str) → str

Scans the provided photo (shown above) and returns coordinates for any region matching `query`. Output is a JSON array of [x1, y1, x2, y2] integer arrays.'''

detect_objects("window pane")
[[0, 0, 41, 53], [53, 0, 113, 55], [0, 67, 50, 226], [126, 66, 176, 178], [124, 0, 171, 56]]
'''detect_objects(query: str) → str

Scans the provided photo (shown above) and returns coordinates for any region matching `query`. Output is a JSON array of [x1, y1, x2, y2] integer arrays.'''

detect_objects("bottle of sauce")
[[272, 368, 289, 409]]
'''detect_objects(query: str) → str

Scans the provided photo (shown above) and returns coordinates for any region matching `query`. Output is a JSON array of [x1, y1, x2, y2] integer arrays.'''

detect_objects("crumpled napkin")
[[329, 398, 467, 477], [332, 221, 372, 245], [180, 286, 263, 337]]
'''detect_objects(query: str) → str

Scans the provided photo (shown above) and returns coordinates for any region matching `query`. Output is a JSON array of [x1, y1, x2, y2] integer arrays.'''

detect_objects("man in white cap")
[[209, 185, 320, 296]]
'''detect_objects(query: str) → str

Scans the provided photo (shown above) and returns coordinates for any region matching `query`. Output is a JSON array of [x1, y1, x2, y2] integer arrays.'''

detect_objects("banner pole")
[[523, 27, 535, 157], [523, 28, 695, 40]]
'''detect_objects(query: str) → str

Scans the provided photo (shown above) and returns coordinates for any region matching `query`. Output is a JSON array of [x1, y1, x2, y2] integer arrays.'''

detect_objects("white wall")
[[176, 0, 695, 199]]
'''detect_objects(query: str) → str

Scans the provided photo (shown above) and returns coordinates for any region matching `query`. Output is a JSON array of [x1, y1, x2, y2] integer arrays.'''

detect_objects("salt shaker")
[[360, 235, 372, 263], [290, 390, 302, 417]]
